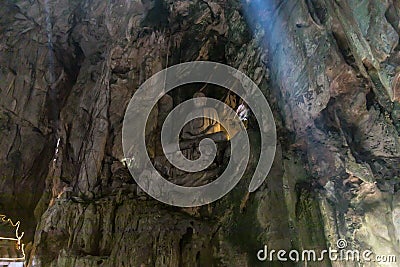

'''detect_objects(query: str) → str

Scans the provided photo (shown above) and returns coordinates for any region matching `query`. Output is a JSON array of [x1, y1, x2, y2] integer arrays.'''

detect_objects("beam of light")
[[242, 0, 330, 136], [241, 0, 302, 97], [241, 0, 288, 48]]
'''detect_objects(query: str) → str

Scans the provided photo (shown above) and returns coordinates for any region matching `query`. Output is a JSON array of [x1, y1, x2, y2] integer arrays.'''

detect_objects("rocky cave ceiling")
[[0, 0, 399, 266]]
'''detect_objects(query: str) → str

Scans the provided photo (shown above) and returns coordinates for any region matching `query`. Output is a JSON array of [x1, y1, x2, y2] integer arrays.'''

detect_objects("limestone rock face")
[[0, 0, 399, 266]]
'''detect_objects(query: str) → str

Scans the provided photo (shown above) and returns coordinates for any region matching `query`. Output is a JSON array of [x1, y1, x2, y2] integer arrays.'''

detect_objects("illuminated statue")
[[152, 92, 226, 187], [236, 101, 249, 121], [181, 92, 222, 140], [221, 93, 248, 139], [153, 92, 244, 187], [180, 92, 227, 163]]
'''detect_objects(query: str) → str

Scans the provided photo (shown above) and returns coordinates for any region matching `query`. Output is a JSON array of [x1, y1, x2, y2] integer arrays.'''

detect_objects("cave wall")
[[247, 0, 400, 264], [0, 0, 399, 266]]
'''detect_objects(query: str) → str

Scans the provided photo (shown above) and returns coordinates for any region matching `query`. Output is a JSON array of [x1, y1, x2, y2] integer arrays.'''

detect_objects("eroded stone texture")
[[246, 0, 400, 265], [0, 0, 399, 266]]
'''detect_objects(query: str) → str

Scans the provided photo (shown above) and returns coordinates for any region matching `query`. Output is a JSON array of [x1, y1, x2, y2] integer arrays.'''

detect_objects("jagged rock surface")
[[0, 0, 399, 266]]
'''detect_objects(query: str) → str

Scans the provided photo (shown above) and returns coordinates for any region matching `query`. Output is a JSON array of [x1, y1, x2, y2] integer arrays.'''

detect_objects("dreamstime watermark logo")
[[257, 239, 397, 263], [122, 61, 276, 207]]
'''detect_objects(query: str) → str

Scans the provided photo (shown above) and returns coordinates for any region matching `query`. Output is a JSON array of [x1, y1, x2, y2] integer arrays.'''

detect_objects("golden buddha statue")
[[181, 92, 222, 140]]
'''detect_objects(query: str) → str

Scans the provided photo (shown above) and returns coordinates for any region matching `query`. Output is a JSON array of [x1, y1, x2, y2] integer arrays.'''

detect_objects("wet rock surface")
[[0, 0, 399, 266]]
